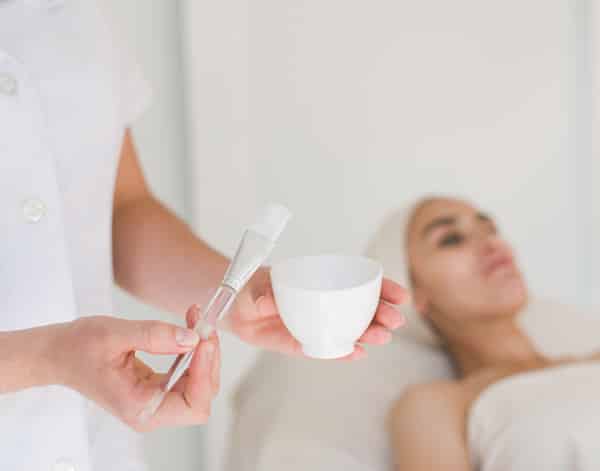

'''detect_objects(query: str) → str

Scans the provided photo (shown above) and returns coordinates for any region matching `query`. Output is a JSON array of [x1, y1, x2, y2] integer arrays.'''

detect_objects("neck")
[[440, 315, 544, 376]]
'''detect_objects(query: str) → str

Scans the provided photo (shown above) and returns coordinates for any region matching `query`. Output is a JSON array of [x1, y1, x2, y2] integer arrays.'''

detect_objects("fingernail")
[[199, 322, 214, 340], [191, 305, 202, 324], [176, 328, 200, 347]]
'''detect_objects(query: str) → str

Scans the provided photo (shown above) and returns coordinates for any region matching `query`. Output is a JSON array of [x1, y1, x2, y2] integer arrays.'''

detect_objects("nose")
[[476, 229, 503, 255]]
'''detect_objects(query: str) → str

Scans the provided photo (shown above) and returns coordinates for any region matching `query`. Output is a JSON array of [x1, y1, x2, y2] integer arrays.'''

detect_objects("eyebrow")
[[477, 212, 492, 223], [421, 212, 492, 237], [421, 216, 456, 237]]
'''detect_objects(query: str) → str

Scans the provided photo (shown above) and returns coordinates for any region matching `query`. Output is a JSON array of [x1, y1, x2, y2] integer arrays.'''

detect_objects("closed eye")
[[439, 232, 464, 247]]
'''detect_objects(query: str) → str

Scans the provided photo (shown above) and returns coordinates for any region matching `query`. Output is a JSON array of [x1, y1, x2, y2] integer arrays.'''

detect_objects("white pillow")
[[228, 299, 600, 471]]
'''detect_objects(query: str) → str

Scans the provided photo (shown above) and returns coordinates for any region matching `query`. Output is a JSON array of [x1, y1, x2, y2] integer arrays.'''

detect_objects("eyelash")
[[438, 226, 498, 248], [439, 233, 464, 247]]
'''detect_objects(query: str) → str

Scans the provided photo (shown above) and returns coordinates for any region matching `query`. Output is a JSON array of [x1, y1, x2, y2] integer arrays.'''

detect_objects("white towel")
[[468, 362, 600, 471]]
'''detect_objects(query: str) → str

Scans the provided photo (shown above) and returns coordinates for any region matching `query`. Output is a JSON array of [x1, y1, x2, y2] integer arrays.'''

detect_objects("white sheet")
[[229, 300, 600, 471], [469, 363, 600, 471]]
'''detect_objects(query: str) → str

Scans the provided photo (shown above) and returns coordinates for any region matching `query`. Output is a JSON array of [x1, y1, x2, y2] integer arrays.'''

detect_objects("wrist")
[[0, 322, 71, 393], [38, 321, 73, 388]]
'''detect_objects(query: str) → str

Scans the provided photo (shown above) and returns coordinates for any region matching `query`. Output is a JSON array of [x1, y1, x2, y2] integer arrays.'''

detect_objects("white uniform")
[[0, 0, 151, 469]]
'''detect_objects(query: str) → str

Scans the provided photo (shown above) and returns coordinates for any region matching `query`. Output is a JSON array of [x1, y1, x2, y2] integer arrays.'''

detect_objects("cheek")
[[429, 250, 476, 287], [421, 249, 480, 304], [422, 249, 527, 315]]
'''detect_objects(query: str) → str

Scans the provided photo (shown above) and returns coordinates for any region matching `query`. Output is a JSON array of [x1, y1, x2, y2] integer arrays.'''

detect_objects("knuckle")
[[144, 322, 163, 351], [121, 403, 152, 433], [74, 316, 114, 352], [114, 398, 134, 422]]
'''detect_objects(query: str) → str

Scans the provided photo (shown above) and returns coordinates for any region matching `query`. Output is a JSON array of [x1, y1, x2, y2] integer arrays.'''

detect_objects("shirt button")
[[22, 198, 46, 223], [0, 72, 17, 96], [53, 458, 76, 471]]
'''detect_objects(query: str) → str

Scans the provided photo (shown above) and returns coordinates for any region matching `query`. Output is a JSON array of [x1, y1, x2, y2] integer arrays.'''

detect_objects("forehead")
[[409, 198, 477, 235]]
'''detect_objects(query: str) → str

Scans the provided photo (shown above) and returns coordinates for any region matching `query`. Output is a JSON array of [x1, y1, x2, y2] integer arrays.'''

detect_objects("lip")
[[484, 254, 515, 277]]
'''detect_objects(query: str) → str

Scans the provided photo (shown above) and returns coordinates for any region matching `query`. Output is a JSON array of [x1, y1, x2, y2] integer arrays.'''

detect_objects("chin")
[[496, 276, 528, 313]]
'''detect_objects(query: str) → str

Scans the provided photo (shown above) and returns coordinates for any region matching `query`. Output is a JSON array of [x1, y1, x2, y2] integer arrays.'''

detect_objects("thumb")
[[123, 320, 200, 354]]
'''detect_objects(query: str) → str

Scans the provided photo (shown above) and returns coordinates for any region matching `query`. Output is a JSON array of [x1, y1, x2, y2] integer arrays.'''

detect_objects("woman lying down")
[[386, 197, 600, 471]]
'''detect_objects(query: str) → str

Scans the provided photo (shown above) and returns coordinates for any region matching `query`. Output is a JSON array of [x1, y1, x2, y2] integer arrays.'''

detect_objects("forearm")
[[0, 324, 63, 394], [112, 195, 230, 316]]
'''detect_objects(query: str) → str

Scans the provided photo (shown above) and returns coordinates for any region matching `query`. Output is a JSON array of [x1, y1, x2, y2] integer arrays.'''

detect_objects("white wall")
[[592, 0, 600, 304], [182, 1, 594, 470], [103, 2, 204, 471]]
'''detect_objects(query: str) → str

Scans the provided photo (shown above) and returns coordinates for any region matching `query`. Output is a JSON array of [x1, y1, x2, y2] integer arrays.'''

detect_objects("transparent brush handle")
[[165, 284, 236, 391], [195, 284, 237, 338], [139, 285, 237, 421]]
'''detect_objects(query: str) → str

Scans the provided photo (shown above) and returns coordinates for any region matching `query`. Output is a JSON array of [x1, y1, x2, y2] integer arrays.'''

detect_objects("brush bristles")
[[249, 204, 292, 242]]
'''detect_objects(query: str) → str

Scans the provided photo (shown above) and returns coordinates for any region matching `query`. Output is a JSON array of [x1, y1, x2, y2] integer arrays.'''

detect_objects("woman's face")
[[407, 198, 527, 324]]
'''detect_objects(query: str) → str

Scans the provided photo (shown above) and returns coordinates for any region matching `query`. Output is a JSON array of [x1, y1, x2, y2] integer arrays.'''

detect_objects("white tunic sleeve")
[[114, 41, 153, 127], [97, 4, 153, 127]]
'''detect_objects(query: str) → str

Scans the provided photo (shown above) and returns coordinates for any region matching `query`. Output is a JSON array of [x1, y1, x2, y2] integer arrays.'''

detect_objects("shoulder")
[[390, 381, 464, 429], [398, 380, 462, 406], [388, 380, 471, 468]]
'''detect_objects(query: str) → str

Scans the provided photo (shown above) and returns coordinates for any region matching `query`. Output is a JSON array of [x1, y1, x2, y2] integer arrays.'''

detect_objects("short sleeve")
[[114, 41, 153, 126], [96, 2, 153, 127]]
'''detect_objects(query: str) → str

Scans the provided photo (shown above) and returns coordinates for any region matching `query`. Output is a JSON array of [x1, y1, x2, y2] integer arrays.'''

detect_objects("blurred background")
[[107, 0, 598, 470]]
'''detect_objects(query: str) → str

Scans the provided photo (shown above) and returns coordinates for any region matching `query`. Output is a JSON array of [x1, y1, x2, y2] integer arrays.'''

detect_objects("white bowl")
[[270, 254, 383, 359]]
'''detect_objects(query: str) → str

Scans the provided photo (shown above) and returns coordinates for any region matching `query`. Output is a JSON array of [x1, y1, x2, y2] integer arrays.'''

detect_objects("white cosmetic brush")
[[139, 204, 292, 421]]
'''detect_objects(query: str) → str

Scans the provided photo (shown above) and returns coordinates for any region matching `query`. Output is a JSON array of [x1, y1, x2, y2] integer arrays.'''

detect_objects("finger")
[[132, 355, 156, 380], [142, 381, 210, 429], [143, 338, 217, 429], [358, 323, 392, 345], [339, 344, 367, 361], [249, 267, 272, 301], [210, 333, 221, 395], [184, 336, 218, 407], [380, 278, 409, 305], [374, 302, 406, 330], [250, 316, 303, 356], [256, 291, 278, 317], [186, 304, 201, 329], [125, 320, 200, 355]]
